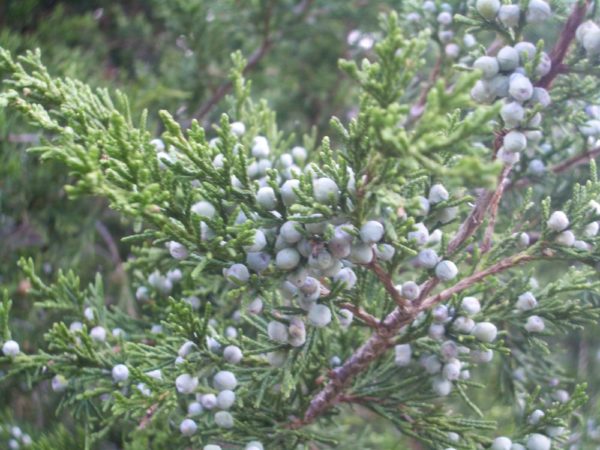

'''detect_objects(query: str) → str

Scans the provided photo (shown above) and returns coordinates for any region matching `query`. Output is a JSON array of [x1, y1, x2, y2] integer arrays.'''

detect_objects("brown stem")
[[445, 189, 494, 256], [368, 259, 409, 311], [481, 164, 513, 253], [292, 253, 534, 428], [551, 145, 600, 174], [339, 303, 380, 329], [537, 0, 591, 89]]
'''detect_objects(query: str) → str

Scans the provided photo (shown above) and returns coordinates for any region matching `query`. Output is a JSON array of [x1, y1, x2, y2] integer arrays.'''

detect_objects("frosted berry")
[[476, 0, 500, 20], [374, 243, 395, 261], [585, 222, 599, 237], [288, 318, 307, 346], [417, 248, 439, 269], [313, 177, 340, 204], [401, 281, 420, 300], [213, 370, 237, 391], [500, 102, 525, 128], [176, 374, 199, 394], [461, 297, 481, 316], [217, 390, 236, 409], [499, 4, 520, 28], [334, 267, 357, 290], [526, 433, 551, 450], [168, 241, 189, 260], [471, 348, 494, 363], [528, 409, 545, 425], [256, 186, 277, 210], [180, 418, 197, 436], [472, 322, 498, 342], [515, 42, 537, 62], [442, 359, 461, 381], [428, 183, 449, 204], [200, 393, 217, 409], [224, 263, 250, 284], [408, 222, 429, 246], [188, 401, 203, 416], [191, 200, 216, 218], [246, 252, 271, 273], [360, 220, 384, 244], [252, 136, 270, 158], [491, 437, 512, 450], [555, 230, 575, 246], [90, 326, 107, 342], [277, 180, 300, 208], [223, 345, 243, 364], [338, 309, 354, 328], [526, 0, 551, 24], [308, 304, 332, 328], [276, 248, 301, 270], [178, 341, 196, 358], [435, 260, 458, 281], [474, 56, 499, 79], [503, 130, 527, 153], [230, 121, 245, 137], [52, 374, 68, 392], [243, 230, 267, 252], [268, 321, 289, 343], [497, 46, 519, 71], [516, 292, 537, 311], [432, 377, 453, 396], [215, 411, 234, 428], [547, 211, 569, 231], [394, 344, 412, 367], [280, 221, 303, 244], [2, 340, 20, 357], [112, 364, 129, 382], [245, 442, 264, 450], [509, 74, 533, 102], [453, 316, 475, 333], [350, 243, 374, 265], [525, 315, 545, 333]]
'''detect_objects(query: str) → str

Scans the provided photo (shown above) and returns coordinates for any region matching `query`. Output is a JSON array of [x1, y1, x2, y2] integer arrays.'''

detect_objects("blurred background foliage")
[[2, 0, 600, 448]]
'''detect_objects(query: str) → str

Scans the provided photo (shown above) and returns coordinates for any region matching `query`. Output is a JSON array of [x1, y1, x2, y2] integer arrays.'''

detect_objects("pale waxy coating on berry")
[[360, 220, 384, 244], [547, 211, 569, 231], [525, 315, 545, 333], [503, 130, 527, 152], [213, 371, 237, 391], [215, 411, 234, 428], [461, 297, 481, 316], [191, 200, 216, 218], [471, 322, 498, 343], [111, 364, 129, 382], [498, 4, 520, 28], [526, 433, 551, 450], [476, 0, 500, 20], [497, 46, 519, 71], [308, 304, 332, 328], [267, 321, 289, 343], [474, 56, 499, 79], [313, 177, 340, 204], [435, 260, 458, 281], [490, 436, 512, 450], [176, 374, 199, 394], [526, 0, 551, 24], [256, 186, 277, 210], [516, 292, 537, 311], [180, 418, 198, 436], [394, 344, 412, 367], [2, 340, 20, 357]]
